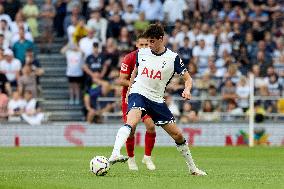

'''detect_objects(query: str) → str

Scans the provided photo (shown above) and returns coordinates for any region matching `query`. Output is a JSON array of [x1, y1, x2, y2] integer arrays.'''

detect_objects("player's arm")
[[116, 53, 132, 87], [174, 55, 192, 100], [181, 71, 193, 100], [116, 73, 130, 87]]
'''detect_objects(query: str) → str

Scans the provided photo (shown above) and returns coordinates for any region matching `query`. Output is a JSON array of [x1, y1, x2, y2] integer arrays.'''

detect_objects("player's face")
[[148, 37, 163, 52], [136, 38, 149, 49]]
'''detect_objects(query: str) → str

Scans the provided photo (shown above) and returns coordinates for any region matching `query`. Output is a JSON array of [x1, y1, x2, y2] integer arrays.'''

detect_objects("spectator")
[[139, 0, 163, 22], [63, 4, 84, 35], [122, 4, 138, 32], [79, 26, 100, 58], [87, 9, 108, 45], [0, 34, 9, 50], [102, 38, 120, 78], [188, 22, 201, 47], [0, 4, 12, 28], [244, 32, 258, 60], [133, 12, 150, 34], [107, 13, 126, 39], [18, 65, 38, 97], [88, 0, 104, 11], [54, 0, 67, 37], [72, 18, 88, 44], [206, 84, 220, 110], [106, 1, 123, 18], [228, 5, 246, 23], [0, 20, 12, 48], [83, 42, 109, 87], [163, 0, 187, 27], [3, 0, 22, 21], [224, 64, 242, 83], [248, 5, 269, 23], [0, 88, 8, 121], [12, 27, 34, 64], [39, 0, 56, 53], [67, 16, 78, 44], [117, 26, 133, 53], [225, 99, 243, 121], [61, 43, 84, 105], [84, 77, 115, 123], [22, 0, 39, 38], [197, 23, 216, 48], [218, 2, 231, 21], [192, 39, 214, 74], [204, 58, 224, 78], [217, 22, 233, 57], [236, 76, 250, 112], [178, 37, 192, 66], [10, 12, 31, 37], [252, 64, 268, 90], [221, 78, 237, 107], [21, 90, 44, 125], [0, 49, 21, 87], [174, 23, 190, 48], [179, 102, 198, 123], [7, 91, 26, 121], [198, 100, 220, 122], [253, 51, 272, 77], [0, 71, 12, 96], [267, 73, 282, 96]]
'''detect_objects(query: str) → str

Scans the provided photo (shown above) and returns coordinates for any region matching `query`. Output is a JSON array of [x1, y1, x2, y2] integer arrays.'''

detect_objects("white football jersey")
[[130, 47, 187, 103]]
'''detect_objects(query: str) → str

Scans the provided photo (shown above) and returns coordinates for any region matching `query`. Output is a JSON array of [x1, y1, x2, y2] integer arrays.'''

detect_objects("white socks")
[[111, 125, 132, 156], [176, 142, 197, 172]]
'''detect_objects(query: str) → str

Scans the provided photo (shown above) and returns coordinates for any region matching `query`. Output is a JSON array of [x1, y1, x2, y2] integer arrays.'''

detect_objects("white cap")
[[4, 48, 13, 56]]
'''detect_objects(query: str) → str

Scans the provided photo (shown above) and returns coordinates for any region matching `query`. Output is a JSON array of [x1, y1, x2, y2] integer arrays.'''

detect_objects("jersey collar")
[[151, 47, 167, 56]]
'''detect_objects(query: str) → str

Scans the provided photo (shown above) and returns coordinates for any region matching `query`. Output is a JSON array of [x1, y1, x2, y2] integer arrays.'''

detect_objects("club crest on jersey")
[[141, 67, 162, 80], [162, 61, 166, 68]]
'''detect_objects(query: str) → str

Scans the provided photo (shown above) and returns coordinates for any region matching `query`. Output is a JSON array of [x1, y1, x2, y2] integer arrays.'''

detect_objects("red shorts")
[[122, 98, 151, 123]]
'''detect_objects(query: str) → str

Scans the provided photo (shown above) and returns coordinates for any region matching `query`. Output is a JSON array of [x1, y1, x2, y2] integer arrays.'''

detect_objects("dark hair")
[[136, 32, 147, 40], [144, 24, 164, 39], [93, 42, 99, 48]]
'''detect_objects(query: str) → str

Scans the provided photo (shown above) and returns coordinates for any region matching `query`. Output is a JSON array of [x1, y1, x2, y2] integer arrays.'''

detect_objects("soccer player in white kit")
[[109, 24, 207, 176]]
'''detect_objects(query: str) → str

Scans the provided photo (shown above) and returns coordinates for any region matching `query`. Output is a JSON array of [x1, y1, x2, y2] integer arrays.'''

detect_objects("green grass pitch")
[[0, 147, 283, 189]]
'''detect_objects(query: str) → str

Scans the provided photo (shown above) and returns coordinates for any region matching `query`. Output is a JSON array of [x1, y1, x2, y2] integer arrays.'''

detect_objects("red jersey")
[[120, 50, 151, 123], [120, 50, 138, 99]]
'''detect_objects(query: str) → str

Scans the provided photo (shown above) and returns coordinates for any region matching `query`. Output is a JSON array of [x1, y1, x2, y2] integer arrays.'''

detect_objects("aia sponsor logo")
[[141, 67, 162, 80]]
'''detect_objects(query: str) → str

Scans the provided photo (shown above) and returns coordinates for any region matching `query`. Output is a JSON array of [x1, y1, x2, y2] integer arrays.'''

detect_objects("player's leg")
[[109, 94, 146, 165], [162, 123, 207, 176], [148, 100, 206, 175], [122, 97, 138, 170], [142, 116, 156, 170], [109, 109, 141, 164]]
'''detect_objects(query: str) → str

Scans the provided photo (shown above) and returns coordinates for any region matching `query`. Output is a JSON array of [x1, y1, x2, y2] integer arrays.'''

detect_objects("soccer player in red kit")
[[117, 33, 156, 171]]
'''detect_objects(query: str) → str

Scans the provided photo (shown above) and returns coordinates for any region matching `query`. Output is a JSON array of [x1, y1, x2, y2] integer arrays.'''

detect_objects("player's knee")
[[126, 117, 140, 127], [146, 127, 155, 133], [145, 122, 155, 133]]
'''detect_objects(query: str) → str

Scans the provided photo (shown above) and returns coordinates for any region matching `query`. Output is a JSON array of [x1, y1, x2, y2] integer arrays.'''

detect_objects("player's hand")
[[182, 89, 191, 100]]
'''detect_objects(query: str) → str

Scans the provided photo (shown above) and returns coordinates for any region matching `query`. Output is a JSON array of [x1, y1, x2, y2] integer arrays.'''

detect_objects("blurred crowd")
[[0, 0, 284, 124]]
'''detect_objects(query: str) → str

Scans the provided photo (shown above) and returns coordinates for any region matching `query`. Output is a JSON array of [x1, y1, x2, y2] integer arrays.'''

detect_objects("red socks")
[[126, 132, 156, 157], [126, 136, 135, 157], [145, 132, 156, 156]]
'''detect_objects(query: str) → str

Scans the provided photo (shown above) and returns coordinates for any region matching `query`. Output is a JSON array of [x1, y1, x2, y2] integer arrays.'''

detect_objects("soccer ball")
[[90, 156, 110, 176]]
